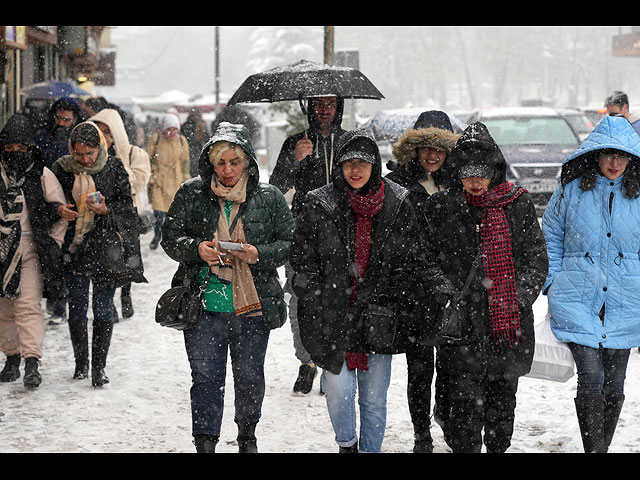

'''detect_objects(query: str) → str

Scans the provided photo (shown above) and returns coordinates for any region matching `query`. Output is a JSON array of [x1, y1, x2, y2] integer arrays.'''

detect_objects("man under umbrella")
[[269, 95, 349, 395]]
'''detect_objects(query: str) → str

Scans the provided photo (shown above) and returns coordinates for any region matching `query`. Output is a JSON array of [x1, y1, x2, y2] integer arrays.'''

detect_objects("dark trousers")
[[153, 210, 166, 241], [184, 311, 270, 437], [446, 370, 519, 453], [406, 342, 435, 439], [568, 342, 630, 396]]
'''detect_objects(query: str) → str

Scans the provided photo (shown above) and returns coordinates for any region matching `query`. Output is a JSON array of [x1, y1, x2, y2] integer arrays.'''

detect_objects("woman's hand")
[[198, 239, 225, 266], [228, 243, 259, 265], [86, 197, 109, 216], [57, 203, 78, 221]]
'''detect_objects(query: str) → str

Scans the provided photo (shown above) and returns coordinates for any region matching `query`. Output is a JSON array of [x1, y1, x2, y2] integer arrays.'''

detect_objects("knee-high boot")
[[574, 394, 607, 453], [604, 394, 625, 452], [68, 321, 89, 379], [91, 322, 113, 387]]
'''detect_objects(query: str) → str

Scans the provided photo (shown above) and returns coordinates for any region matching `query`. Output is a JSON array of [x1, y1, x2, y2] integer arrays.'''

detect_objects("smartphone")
[[218, 241, 244, 251]]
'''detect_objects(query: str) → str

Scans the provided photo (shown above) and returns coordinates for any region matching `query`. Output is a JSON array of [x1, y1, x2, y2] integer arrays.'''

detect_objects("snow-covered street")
[[1, 229, 640, 453]]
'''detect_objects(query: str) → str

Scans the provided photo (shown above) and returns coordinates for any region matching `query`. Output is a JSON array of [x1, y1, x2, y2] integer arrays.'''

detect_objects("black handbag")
[[427, 249, 483, 346], [79, 214, 137, 287], [155, 271, 212, 331]]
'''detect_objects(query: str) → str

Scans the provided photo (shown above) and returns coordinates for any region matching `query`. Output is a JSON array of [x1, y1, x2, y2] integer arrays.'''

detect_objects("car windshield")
[[482, 117, 578, 146]]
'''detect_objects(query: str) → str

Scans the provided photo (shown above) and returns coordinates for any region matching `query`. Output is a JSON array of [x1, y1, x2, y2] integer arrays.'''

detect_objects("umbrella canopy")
[[362, 108, 468, 144], [227, 59, 384, 105], [19, 80, 89, 99]]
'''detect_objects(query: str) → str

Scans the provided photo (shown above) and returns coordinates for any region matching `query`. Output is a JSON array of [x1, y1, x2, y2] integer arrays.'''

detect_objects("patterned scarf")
[[210, 172, 262, 318], [345, 181, 385, 370], [0, 156, 33, 298], [464, 181, 526, 344]]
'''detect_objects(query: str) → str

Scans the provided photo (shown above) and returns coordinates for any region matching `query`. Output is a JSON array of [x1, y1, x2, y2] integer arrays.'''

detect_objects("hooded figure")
[[422, 122, 548, 453], [0, 114, 67, 388], [161, 122, 294, 453], [290, 129, 423, 453], [385, 111, 460, 452], [542, 115, 640, 453], [269, 95, 349, 395]]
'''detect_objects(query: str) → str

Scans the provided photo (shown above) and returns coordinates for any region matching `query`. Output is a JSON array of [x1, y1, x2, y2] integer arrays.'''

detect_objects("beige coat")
[[145, 132, 190, 212], [89, 109, 151, 213]]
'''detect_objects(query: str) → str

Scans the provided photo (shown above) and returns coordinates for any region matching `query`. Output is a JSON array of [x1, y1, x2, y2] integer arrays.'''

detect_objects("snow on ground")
[[1, 229, 640, 453]]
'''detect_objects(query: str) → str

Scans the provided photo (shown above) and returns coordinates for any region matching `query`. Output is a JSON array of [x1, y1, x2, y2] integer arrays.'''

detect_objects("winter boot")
[[413, 430, 434, 453], [23, 357, 42, 388], [293, 363, 317, 394], [193, 434, 219, 453], [112, 305, 119, 323], [121, 291, 134, 319], [575, 394, 607, 453], [91, 321, 113, 387], [237, 423, 258, 453], [0, 354, 21, 382], [68, 321, 89, 379], [339, 441, 358, 453], [604, 394, 625, 451]]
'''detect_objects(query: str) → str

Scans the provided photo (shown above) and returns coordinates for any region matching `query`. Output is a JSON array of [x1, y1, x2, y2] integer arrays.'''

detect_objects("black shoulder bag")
[[428, 248, 483, 346]]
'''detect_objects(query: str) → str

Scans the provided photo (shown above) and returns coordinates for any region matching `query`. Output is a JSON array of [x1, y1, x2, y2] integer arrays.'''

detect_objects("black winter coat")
[[422, 186, 548, 377], [290, 178, 423, 375], [51, 156, 145, 288]]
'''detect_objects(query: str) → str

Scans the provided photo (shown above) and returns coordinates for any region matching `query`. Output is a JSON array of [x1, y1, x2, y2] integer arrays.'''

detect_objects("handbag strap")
[[451, 246, 483, 304]]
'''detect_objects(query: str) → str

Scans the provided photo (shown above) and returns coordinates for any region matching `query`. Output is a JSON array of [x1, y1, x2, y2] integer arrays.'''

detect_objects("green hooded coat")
[[161, 122, 294, 329]]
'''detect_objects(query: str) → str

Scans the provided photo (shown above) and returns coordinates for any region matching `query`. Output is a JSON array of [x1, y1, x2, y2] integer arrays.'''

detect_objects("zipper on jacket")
[[584, 252, 594, 264]]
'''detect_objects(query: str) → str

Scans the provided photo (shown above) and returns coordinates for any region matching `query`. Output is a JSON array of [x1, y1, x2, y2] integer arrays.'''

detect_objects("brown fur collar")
[[392, 127, 460, 166]]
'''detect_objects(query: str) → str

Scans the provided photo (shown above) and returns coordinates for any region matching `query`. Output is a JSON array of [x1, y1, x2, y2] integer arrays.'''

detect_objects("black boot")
[[121, 287, 134, 319], [23, 357, 41, 388], [237, 423, 258, 453], [413, 431, 434, 453], [193, 434, 219, 453], [0, 354, 21, 382], [339, 441, 358, 453], [575, 394, 607, 453], [68, 322, 89, 379], [91, 322, 113, 387], [604, 394, 625, 451]]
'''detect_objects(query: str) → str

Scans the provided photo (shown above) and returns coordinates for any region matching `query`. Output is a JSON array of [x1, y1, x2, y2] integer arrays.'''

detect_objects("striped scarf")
[[464, 181, 526, 344]]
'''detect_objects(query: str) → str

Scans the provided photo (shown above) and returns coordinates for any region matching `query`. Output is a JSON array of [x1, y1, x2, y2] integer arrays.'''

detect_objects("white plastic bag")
[[526, 311, 575, 382]]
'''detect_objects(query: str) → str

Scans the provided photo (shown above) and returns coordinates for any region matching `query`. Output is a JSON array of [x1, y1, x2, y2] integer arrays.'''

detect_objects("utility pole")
[[324, 26, 334, 65], [214, 26, 220, 114]]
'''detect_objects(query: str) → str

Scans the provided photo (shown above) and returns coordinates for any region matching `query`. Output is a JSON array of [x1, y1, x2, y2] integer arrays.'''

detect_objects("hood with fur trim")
[[392, 127, 459, 167]]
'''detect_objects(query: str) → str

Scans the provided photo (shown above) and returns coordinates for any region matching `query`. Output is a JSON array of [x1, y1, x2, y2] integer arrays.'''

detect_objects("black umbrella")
[[227, 59, 384, 106]]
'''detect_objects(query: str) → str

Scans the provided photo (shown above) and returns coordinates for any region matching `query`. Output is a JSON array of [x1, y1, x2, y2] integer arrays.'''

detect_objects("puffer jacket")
[[161, 122, 294, 330], [542, 115, 640, 349]]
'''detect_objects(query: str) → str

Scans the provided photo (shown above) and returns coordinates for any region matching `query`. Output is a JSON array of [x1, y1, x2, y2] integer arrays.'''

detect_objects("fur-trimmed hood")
[[392, 127, 459, 167]]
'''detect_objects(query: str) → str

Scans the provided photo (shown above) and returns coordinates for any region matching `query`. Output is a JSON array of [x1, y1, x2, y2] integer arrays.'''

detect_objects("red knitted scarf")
[[464, 181, 526, 345], [345, 181, 385, 370]]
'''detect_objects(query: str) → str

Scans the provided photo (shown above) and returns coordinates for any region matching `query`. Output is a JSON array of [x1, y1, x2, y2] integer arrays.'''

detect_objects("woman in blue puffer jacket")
[[542, 115, 640, 453]]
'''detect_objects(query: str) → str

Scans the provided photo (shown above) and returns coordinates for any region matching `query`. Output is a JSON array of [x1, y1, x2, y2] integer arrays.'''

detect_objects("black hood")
[[0, 114, 44, 173], [448, 121, 507, 188], [333, 129, 382, 194]]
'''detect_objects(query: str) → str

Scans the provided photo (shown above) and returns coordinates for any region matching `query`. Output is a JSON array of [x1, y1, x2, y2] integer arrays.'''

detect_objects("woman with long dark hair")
[[542, 115, 640, 452]]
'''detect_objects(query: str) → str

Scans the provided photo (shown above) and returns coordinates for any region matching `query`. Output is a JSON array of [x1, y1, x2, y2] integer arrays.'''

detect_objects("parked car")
[[556, 108, 596, 141], [477, 107, 581, 215]]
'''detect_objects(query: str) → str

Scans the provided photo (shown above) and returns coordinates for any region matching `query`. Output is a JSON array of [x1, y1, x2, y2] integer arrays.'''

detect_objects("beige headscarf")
[[209, 168, 262, 318]]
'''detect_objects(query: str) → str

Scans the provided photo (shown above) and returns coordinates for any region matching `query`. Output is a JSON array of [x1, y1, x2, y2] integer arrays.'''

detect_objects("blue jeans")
[[320, 354, 392, 453], [66, 272, 116, 326], [568, 343, 630, 396], [183, 311, 270, 437]]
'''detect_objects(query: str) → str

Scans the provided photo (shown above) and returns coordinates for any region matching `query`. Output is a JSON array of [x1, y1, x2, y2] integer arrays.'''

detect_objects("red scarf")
[[464, 181, 526, 345], [345, 181, 385, 370]]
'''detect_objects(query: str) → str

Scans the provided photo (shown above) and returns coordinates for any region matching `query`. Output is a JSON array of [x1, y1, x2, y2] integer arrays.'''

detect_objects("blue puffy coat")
[[542, 116, 640, 349]]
